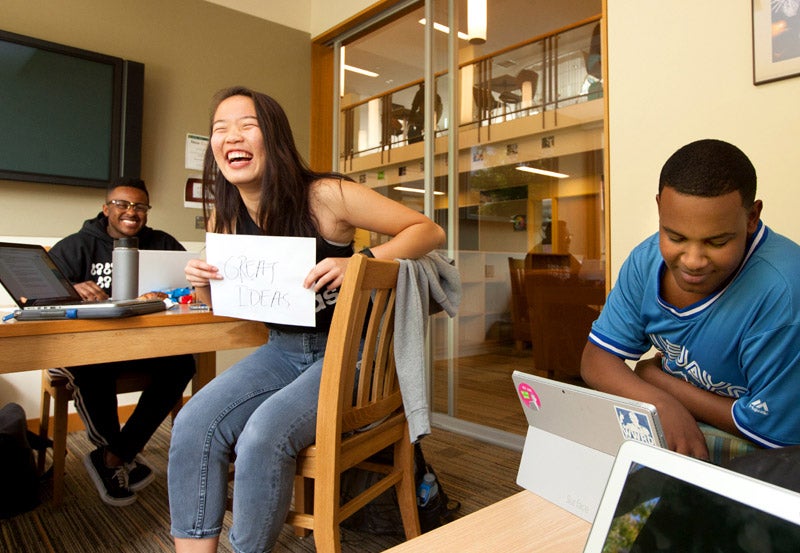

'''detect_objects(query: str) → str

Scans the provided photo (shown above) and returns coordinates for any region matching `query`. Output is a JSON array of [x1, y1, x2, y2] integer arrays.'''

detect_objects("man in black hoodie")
[[48, 177, 195, 507]]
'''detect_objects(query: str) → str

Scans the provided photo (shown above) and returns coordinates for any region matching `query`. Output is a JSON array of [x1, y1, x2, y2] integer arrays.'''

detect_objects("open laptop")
[[512, 370, 666, 521], [584, 440, 800, 552], [137, 249, 195, 295], [0, 242, 168, 320]]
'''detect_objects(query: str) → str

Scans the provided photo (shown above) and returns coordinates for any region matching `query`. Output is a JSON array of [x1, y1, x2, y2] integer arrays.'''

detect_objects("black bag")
[[725, 445, 800, 493], [340, 442, 460, 535], [0, 403, 41, 518]]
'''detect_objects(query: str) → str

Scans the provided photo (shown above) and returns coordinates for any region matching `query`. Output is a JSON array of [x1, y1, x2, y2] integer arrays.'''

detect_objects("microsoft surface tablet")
[[513, 371, 665, 521]]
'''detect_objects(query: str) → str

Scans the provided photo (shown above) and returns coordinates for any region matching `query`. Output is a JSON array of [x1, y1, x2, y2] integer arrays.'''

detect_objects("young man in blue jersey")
[[581, 139, 800, 461]]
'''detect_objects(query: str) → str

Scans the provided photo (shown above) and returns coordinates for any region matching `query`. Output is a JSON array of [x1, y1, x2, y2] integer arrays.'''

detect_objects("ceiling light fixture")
[[394, 186, 445, 195], [343, 64, 379, 78], [468, 0, 487, 45], [418, 18, 470, 41], [516, 166, 570, 179]]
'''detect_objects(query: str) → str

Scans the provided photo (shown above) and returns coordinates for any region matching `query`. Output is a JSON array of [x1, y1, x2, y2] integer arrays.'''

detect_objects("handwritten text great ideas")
[[221, 256, 288, 308], [205, 233, 316, 326]]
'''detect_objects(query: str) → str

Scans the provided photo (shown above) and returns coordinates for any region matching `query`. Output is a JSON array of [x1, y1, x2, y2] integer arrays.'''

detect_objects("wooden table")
[[0, 304, 269, 392], [384, 491, 590, 553]]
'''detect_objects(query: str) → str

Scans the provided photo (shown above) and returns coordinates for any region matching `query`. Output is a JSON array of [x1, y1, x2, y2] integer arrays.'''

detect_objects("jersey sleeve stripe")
[[732, 402, 791, 449], [588, 330, 643, 360]]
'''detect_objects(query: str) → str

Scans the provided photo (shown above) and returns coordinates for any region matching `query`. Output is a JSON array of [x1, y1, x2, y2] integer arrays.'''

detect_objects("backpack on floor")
[[340, 442, 460, 535], [0, 403, 41, 518]]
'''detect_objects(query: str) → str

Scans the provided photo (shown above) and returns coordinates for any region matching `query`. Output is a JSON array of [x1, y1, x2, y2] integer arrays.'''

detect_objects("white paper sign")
[[205, 233, 316, 326], [185, 133, 209, 171]]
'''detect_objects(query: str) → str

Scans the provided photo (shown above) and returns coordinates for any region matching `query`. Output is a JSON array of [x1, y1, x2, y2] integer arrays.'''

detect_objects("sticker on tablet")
[[517, 382, 541, 410], [615, 406, 658, 445]]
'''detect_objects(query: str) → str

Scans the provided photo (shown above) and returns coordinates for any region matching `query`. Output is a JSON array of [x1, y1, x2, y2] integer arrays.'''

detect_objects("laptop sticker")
[[615, 406, 658, 445], [517, 382, 541, 411]]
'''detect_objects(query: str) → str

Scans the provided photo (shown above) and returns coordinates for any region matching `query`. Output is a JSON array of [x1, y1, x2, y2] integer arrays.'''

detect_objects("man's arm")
[[48, 238, 109, 300], [634, 356, 739, 435], [581, 342, 710, 459]]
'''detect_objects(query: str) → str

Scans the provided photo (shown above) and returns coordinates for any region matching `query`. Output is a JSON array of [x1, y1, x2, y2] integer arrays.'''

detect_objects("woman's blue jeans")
[[168, 329, 327, 553]]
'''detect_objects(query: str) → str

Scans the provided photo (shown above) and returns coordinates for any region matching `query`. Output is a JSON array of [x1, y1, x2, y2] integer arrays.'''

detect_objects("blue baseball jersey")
[[589, 222, 800, 448]]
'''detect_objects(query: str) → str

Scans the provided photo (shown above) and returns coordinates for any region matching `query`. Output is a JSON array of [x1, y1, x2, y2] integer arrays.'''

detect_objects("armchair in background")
[[525, 270, 605, 383]]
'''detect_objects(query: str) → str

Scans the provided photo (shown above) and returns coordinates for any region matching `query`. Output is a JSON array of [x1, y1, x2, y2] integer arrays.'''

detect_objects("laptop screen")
[[0, 243, 81, 306], [585, 441, 800, 552], [593, 460, 800, 552]]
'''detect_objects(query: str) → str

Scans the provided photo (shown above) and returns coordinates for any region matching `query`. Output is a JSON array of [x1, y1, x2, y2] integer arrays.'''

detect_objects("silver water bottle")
[[112, 237, 139, 300]]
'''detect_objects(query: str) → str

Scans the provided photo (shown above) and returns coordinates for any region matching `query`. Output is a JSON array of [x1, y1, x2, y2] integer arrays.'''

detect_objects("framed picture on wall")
[[753, 0, 800, 84]]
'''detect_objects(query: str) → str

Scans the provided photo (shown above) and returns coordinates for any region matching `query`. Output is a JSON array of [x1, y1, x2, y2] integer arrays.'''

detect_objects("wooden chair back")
[[525, 270, 606, 382], [287, 254, 420, 552], [507, 257, 531, 350], [525, 252, 580, 273]]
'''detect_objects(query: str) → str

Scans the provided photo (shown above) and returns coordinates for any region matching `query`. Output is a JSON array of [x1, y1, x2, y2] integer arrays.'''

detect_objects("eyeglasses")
[[106, 199, 151, 213]]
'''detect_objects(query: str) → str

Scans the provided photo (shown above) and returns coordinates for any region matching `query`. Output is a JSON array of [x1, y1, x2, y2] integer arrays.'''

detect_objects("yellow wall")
[[607, 0, 800, 281], [0, 0, 311, 242]]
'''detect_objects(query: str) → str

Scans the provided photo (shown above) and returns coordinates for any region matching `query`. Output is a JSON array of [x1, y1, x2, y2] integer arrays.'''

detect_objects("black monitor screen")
[[0, 29, 137, 188]]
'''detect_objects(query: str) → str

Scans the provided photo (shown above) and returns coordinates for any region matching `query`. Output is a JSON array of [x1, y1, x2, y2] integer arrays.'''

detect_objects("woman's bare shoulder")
[[310, 176, 347, 196], [310, 177, 352, 211]]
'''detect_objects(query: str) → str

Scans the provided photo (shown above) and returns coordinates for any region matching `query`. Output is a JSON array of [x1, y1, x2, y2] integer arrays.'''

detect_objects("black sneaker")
[[83, 448, 136, 507], [126, 455, 155, 492]]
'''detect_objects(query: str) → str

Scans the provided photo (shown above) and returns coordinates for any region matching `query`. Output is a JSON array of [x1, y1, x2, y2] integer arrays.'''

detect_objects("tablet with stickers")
[[512, 371, 666, 521]]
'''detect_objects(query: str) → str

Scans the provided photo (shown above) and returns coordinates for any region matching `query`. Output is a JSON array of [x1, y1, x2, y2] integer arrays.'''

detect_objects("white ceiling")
[[204, 0, 312, 33]]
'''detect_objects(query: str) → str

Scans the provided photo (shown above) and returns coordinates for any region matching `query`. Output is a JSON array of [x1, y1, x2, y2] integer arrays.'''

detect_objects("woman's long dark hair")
[[202, 86, 348, 236]]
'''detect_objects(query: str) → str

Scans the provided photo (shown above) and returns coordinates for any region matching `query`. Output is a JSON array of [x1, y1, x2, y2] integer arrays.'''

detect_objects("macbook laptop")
[[512, 370, 666, 521], [137, 249, 195, 295], [584, 440, 800, 552], [0, 242, 168, 320]]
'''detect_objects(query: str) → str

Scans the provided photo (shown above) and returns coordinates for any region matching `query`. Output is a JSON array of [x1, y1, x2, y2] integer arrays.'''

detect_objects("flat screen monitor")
[[0, 29, 143, 188]]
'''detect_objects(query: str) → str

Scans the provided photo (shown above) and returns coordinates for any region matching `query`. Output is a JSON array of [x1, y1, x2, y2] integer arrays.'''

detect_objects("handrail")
[[340, 14, 601, 111], [339, 16, 603, 161]]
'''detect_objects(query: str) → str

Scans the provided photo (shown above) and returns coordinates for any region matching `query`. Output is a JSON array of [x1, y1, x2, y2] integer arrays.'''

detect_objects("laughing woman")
[[168, 86, 445, 553]]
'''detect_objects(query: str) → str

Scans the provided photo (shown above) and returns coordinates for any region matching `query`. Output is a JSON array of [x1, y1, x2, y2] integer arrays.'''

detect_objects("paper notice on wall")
[[205, 233, 316, 326], [185, 133, 209, 171]]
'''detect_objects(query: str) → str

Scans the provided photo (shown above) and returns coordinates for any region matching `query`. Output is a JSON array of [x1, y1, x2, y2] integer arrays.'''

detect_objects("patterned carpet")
[[0, 421, 522, 552]]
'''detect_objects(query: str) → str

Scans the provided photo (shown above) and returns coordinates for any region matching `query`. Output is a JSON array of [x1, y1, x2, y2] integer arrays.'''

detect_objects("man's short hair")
[[659, 139, 756, 207], [107, 176, 149, 201]]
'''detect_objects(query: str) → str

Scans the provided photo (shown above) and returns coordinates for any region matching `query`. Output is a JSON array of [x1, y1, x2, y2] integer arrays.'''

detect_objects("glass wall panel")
[[336, 0, 605, 443]]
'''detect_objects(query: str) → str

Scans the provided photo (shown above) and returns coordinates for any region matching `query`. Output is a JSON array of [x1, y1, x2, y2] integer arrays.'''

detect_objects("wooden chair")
[[472, 85, 501, 123], [285, 254, 420, 552], [525, 252, 581, 273], [525, 270, 606, 383], [38, 370, 182, 505], [508, 257, 531, 351]]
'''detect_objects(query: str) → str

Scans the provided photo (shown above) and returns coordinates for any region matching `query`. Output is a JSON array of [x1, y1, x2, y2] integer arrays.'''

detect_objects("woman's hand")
[[304, 257, 350, 292], [185, 259, 222, 289]]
